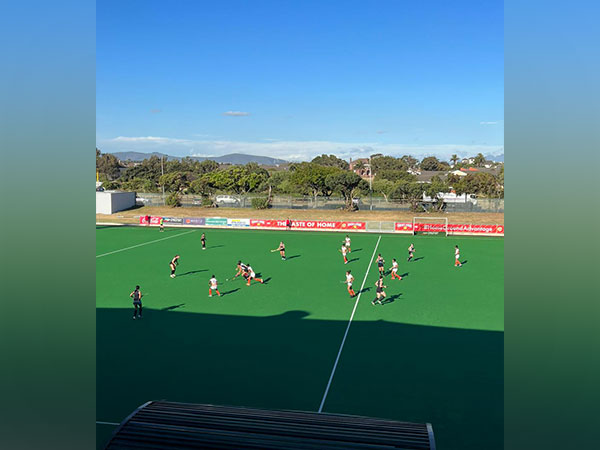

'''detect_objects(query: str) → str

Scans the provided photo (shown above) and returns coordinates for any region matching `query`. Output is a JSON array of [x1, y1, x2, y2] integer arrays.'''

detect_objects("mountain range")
[[108, 151, 288, 166]]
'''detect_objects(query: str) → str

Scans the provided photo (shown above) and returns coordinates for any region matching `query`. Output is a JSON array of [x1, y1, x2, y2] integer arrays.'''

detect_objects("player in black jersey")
[[130, 285, 143, 319], [371, 276, 387, 305], [233, 260, 249, 280], [407, 243, 415, 262], [376, 254, 385, 275], [200, 233, 206, 250], [169, 255, 180, 278]]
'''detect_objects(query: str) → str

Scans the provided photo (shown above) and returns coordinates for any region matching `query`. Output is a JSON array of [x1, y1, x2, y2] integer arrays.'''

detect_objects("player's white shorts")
[[249, 272, 256, 278], [455, 254, 460, 259], [347, 283, 353, 288], [210, 285, 218, 290], [392, 268, 397, 273]]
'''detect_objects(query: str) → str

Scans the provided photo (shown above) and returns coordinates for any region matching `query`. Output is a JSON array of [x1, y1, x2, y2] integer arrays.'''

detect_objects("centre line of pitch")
[[318, 234, 382, 413], [96, 229, 197, 258]]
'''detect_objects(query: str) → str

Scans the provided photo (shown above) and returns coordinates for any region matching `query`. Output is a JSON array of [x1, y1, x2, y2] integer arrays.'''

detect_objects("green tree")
[[197, 159, 220, 174], [473, 153, 486, 167], [121, 155, 163, 186], [96, 149, 122, 180], [424, 175, 451, 211], [289, 163, 339, 204], [450, 154, 459, 166], [189, 176, 215, 198], [376, 169, 417, 183], [325, 171, 364, 210], [159, 171, 190, 193], [165, 192, 181, 207], [311, 154, 349, 170], [392, 181, 426, 211], [370, 155, 407, 174], [420, 156, 443, 171], [372, 179, 396, 202], [205, 165, 269, 194], [121, 177, 154, 192], [400, 155, 419, 170]]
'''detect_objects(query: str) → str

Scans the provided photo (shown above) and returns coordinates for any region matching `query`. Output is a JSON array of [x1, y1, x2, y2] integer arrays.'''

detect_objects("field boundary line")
[[318, 234, 381, 413], [96, 421, 119, 426], [96, 230, 197, 258]]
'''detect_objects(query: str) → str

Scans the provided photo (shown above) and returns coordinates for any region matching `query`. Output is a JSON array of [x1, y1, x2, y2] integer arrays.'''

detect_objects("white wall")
[[96, 191, 136, 214]]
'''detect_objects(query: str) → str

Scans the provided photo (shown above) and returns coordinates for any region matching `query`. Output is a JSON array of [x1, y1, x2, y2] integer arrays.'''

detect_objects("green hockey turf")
[[97, 226, 503, 449]]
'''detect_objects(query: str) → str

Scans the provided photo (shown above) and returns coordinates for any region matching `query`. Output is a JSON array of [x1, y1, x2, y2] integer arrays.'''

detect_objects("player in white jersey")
[[340, 244, 348, 264], [344, 235, 351, 252], [208, 275, 221, 297], [454, 245, 462, 267], [390, 258, 402, 280], [345, 270, 356, 297], [246, 264, 264, 286]]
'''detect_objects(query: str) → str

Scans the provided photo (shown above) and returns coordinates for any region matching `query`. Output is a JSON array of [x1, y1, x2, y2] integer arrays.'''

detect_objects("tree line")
[[97, 149, 503, 210]]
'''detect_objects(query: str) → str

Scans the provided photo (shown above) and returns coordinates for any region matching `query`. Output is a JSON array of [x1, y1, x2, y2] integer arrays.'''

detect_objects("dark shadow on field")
[[262, 277, 272, 284], [461, 260, 468, 265], [400, 272, 409, 278], [206, 245, 224, 249], [347, 258, 360, 264], [380, 293, 401, 305], [178, 269, 208, 277], [351, 248, 362, 253], [286, 255, 301, 260], [356, 287, 371, 295], [161, 303, 185, 311], [220, 288, 240, 296], [97, 309, 502, 450], [412, 257, 425, 262]]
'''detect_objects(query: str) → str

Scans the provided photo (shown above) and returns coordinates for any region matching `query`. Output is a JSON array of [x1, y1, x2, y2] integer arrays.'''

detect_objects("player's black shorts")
[[133, 300, 141, 306]]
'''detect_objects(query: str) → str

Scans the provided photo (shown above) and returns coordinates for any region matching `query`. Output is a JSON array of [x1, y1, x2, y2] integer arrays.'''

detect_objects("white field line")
[[96, 421, 119, 426], [318, 235, 381, 413], [96, 230, 197, 258]]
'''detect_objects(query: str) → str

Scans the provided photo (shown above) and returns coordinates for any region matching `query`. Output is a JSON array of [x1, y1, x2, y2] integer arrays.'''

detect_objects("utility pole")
[[161, 155, 165, 204], [369, 156, 373, 210]]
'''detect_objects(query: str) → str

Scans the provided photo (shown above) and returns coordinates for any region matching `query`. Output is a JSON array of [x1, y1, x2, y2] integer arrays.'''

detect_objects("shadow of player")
[[220, 288, 240, 296], [286, 255, 301, 260], [381, 293, 402, 305], [412, 257, 425, 262], [161, 303, 185, 311]]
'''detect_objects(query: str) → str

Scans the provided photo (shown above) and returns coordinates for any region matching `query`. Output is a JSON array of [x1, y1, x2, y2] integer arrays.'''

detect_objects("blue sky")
[[97, 0, 503, 161]]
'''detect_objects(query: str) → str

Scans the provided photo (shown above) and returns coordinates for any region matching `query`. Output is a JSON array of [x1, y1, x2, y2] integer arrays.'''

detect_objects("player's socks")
[[216, 290, 221, 296]]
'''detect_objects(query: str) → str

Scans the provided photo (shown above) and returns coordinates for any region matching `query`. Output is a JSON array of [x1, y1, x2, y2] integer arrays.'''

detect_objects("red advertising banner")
[[150, 216, 162, 225], [250, 219, 365, 230], [395, 222, 504, 234], [394, 222, 414, 232], [139, 215, 149, 225]]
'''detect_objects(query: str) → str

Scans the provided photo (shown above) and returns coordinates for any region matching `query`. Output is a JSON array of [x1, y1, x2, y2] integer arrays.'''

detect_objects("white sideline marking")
[[96, 230, 197, 258], [96, 421, 119, 426], [318, 235, 381, 413]]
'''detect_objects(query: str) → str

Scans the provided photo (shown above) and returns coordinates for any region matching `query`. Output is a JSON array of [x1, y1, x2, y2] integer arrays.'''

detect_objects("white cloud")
[[223, 111, 250, 116], [480, 121, 498, 125], [112, 136, 192, 144], [99, 135, 503, 162]]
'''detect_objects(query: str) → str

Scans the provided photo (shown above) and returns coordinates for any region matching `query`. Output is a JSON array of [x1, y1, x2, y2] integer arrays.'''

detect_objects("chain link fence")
[[135, 193, 503, 213]]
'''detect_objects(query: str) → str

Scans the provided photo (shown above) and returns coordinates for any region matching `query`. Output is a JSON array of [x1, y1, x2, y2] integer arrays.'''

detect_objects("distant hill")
[[109, 151, 288, 166]]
